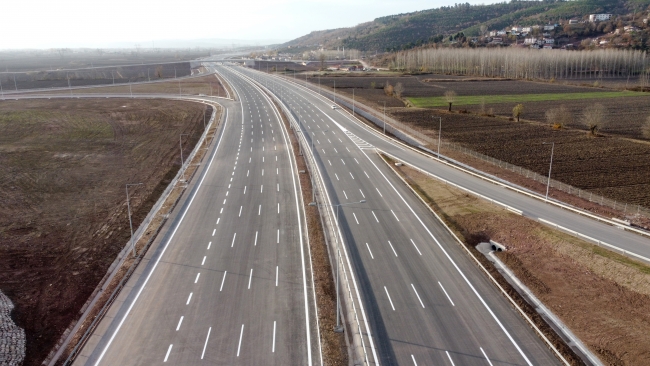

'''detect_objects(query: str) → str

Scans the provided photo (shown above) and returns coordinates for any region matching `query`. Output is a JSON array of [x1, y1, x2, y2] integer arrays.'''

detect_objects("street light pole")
[[543, 142, 555, 201], [382, 101, 386, 134], [126, 183, 143, 257], [437, 116, 442, 158], [180, 133, 189, 182], [352, 89, 355, 116]]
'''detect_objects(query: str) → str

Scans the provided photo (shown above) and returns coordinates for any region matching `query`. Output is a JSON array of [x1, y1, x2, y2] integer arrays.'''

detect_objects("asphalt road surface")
[[219, 64, 561, 365], [73, 66, 320, 365]]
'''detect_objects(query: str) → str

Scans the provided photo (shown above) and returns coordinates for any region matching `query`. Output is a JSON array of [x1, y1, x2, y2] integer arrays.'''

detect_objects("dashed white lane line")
[[277, 168, 278, 175], [226, 191, 229, 196], [194, 273, 200, 283], [248, 269, 253, 289], [207, 241, 211, 250], [220, 271, 227, 291], [372, 211, 379, 223], [353, 212, 359, 225], [366, 243, 374, 259], [364, 171, 369, 178], [359, 189, 365, 198], [258, 205, 261, 215], [410, 239, 422, 255], [201, 327, 212, 359], [262, 169, 264, 176], [231, 233, 237, 247], [387, 241, 398, 257], [343, 190, 348, 200], [354, 158, 359, 164], [277, 229, 279, 243], [411, 354, 418, 366], [376, 188, 383, 197], [411, 284, 425, 308], [216, 218, 220, 225], [201, 256, 206, 265], [350, 172, 355, 179], [176, 316, 184, 331], [220, 207, 224, 214], [335, 173, 339, 181], [272, 321, 277, 353], [384, 286, 395, 311], [480, 347, 494, 366], [223, 199, 227, 205], [439, 282, 455, 306], [446, 351, 456, 366], [334, 148, 338, 153], [212, 229, 216, 236], [328, 160, 332, 166], [341, 158, 346, 165], [277, 203, 280, 214], [275, 266, 279, 286], [345, 147, 350, 152], [277, 183, 279, 192], [247, 170, 250, 176], [239, 206, 243, 217], [186, 292, 193, 305], [322, 149, 326, 154], [237, 324, 245, 357], [163, 344, 172, 362], [254, 231, 258, 246], [261, 185, 263, 193], [391, 209, 400, 221], [244, 186, 247, 194]]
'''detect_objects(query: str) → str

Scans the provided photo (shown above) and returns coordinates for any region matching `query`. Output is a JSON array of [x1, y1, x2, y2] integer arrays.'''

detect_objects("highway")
[[71, 64, 320, 365], [218, 64, 561, 365]]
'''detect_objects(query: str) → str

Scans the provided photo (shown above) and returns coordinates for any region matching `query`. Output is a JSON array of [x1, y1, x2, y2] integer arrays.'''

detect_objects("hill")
[[280, 0, 650, 52]]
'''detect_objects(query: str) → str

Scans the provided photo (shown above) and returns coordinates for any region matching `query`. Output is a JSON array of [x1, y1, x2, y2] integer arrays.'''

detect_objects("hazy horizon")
[[2, 0, 501, 50]]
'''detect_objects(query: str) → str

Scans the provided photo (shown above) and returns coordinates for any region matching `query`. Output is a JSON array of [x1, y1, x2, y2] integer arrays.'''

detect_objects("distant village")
[[482, 13, 648, 50]]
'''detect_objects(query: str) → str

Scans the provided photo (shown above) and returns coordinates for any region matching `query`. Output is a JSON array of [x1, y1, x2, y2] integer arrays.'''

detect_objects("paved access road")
[[221, 64, 560, 365], [72, 66, 320, 365]]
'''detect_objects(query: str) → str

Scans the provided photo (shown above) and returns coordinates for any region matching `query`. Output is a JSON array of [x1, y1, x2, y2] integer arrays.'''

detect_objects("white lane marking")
[[239, 206, 243, 217], [365, 243, 374, 259], [249, 157, 251, 163], [388, 240, 398, 257], [220, 207, 224, 214], [244, 186, 247, 194], [341, 159, 346, 165], [237, 324, 245, 357], [231, 232, 237, 247], [248, 269, 253, 289], [176, 316, 184, 331], [354, 158, 359, 164], [207, 241, 212, 250], [261, 185, 263, 193], [276, 266, 279, 286], [220, 271, 227, 291], [384, 286, 395, 311], [186, 292, 193, 305], [262, 169, 264, 176], [410, 239, 422, 255], [335, 173, 339, 181], [359, 189, 365, 198], [411, 284, 425, 308], [439, 282, 455, 306], [195, 273, 200, 283], [226, 191, 229, 196], [201, 256, 206, 265], [164, 344, 173, 362], [247, 170, 250, 177], [446, 351, 456, 366], [276, 156, 278, 161], [216, 218, 220, 225], [277, 183, 279, 192], [228, 184, 231, 189], [278, 203, 280, 214], [376, 188, 383, 197], [411, 354, 418, 366], [259, 205, 261, 215], [328, 160, 332, 166], [263, 156, 265, 162], [328, 139, 332, 143], [254, 231, 258, 246], [343, 190, 348, 200], [338, 138, 343, 143], [353, 212, 359, 225], [391, 209, 400, 221], [272, 321, 277, 353], [364, 171, 370, 178], [277, 229, 279, 243], [372, 211, 379, 223], [212, 229, 216, 236], [277, 168, 279, 175], [334, 148, 338, 153], [346, 147, 350, 152], [480, 347, 494, 366], [201, 327, 211, 359], [223, 198, 227, 204], [317, 140, 321, 144]]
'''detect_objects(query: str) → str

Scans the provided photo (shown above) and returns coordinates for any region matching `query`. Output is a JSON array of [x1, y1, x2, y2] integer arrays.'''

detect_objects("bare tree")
[[545, 105, 571, 129], [394, 82, 405, 98], [444, 90, 457, 111], [642, 116, 650, 139], [582, 104, 607, 135], [384, 81, 394, 96], [512, 104, 524, 122], [319, 53, 326, 70]]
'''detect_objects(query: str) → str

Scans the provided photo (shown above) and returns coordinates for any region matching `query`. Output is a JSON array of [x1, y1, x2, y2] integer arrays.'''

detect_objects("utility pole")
[[437, 116, 442, 158], [126, 183, 143, 257]]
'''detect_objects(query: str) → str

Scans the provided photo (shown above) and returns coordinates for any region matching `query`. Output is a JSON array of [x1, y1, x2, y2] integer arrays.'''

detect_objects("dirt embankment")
[[0, 98, 209, 365], [393, 163, 650, 366]]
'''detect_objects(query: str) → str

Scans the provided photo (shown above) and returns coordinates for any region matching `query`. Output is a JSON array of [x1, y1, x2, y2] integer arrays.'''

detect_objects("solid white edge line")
[[89, 92, 228, 366], [201, 327, 211, 359]]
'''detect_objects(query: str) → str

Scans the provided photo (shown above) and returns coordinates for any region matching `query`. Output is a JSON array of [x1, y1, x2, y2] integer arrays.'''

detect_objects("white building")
[[524, 37, 538, 45], [589, 14, 612, 22], [543, 24, 556, 31], [544, 38, 555, 44], [522, 27, 533, 33]]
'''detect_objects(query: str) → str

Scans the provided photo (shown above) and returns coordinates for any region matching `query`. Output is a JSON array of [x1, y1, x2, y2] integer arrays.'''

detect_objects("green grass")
[[407, 91, 648, 108]]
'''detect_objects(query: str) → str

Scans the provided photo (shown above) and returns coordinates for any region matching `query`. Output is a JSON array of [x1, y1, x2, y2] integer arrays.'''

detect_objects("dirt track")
[[0, 98, 208, 365]]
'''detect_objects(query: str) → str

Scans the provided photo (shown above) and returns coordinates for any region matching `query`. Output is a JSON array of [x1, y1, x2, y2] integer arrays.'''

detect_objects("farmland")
[[0, 98, 209, 365]]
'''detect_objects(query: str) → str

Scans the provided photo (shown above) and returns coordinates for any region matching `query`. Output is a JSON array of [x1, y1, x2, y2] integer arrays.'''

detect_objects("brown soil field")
[[36, 74, 227, 97], [462, 96, 650, 139], [0, 98, 209, 365], [395, 163, 650, 366], [390, 108, 650, 208]]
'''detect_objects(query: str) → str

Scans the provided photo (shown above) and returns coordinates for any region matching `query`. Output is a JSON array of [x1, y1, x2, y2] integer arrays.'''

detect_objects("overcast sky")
[[2, 0, 501, 49]]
